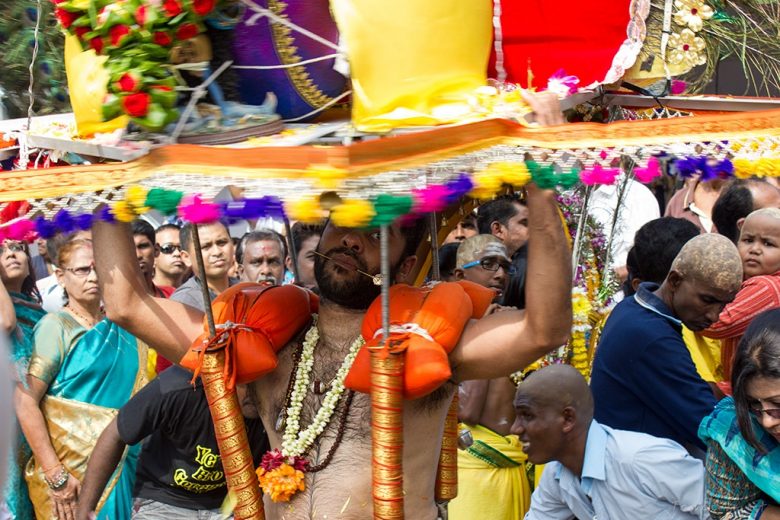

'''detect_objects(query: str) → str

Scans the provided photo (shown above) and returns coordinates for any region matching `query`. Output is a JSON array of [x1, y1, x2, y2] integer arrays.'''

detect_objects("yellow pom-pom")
[[733, 158, 756, 179], [305, 164, 349, 190], [330, 199, 375, 228], [497, 161, 531, 188], [112, 201, 136, 223], [125, 185, 150, 214], [286, 197, 326, 224]]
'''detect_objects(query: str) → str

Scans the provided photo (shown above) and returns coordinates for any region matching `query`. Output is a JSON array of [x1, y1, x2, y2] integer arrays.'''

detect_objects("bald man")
[[514, 366, 710, 520], [591, 233, 743, 454]]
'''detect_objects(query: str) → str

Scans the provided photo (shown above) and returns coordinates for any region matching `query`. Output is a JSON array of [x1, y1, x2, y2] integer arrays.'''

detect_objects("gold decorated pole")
[[191, 225, 264, 520], [372, 224, 405, 519], [435, 394, 459, 502], [429, 211, 458, 505]]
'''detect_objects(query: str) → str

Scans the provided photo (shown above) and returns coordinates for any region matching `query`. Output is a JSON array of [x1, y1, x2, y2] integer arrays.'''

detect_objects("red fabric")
[[702, 272, 780, 383], [491, 0, 633, 88]]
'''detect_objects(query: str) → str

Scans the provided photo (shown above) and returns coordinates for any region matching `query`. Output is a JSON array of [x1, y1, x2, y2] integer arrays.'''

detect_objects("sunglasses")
[[64, 264, 96, 278], [158, 243, 182, 255], [750, 405, 780, 420], [0, 241, 25, 255], [462, 257, 516, 276]]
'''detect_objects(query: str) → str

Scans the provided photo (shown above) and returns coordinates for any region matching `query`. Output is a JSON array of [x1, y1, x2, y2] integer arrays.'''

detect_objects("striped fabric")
[[703, 272, 780, 382]]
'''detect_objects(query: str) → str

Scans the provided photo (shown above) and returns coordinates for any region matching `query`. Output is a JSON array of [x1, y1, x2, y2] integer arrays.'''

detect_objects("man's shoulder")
[[602, 424, 688, 463], [600, 298, 680, 345]]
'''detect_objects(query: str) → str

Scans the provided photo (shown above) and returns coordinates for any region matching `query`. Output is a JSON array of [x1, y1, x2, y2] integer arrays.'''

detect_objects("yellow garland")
[[733, 158, 757, 179], [570, 287, 592, 380], [330, 199, 375, 228]]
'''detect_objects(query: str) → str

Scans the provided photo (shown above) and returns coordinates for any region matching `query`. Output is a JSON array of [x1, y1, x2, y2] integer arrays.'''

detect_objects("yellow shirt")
[[682, 327, 722, 383]]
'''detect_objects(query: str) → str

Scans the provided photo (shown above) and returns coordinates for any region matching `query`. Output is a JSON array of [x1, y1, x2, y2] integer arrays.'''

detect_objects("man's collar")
[[553, 420, 608, 492], [633, 282, 682, 327]]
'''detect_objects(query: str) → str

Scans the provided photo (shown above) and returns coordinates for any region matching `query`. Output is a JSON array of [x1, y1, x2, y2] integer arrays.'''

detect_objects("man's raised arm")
[[92, 218, 203, 362], [452, 185, 572, 381]]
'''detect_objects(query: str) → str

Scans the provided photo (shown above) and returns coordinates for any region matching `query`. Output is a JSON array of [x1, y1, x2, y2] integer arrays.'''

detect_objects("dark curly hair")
[[633, 217, 700, 284]]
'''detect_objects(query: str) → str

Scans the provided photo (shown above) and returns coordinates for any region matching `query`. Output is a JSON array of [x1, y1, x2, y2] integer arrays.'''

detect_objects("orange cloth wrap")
[[180, 283, 318, 389], [345, 281, 494, 399]]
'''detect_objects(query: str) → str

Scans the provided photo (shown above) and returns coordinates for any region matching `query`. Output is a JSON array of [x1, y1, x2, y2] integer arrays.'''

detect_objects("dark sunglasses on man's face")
[[158, 243, 182, 255], [462, 256, 516, 276]]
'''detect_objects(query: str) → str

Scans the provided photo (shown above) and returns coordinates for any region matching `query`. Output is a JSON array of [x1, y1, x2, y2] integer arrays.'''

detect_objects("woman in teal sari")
[[16, 239, 148, 520], [699, 308, 780, 520], [1, 239, 45, 519]]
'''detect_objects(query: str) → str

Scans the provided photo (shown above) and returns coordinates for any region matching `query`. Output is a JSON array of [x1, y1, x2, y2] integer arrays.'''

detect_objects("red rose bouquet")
[[51, 0, 218, 131]]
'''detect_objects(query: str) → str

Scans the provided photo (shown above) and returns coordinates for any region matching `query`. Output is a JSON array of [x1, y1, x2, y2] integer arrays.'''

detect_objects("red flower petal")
[[54, 8, 77, 29], [162, 0, 183, 17], [153, 31, 173, 46], [192, 0, 216, 16], [109, 24, 131, 47], [122, 92, 151, 118], [90, 36, 104, 54], [175, 23, 199, 41]]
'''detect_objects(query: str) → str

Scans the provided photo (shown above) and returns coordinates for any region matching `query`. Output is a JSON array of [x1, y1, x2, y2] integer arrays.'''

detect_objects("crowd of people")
[[0, 174, 779, 520]]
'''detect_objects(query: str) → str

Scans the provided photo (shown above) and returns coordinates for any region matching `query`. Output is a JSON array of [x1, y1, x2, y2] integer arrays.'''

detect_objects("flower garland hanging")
[[256, 315, 364, 502]]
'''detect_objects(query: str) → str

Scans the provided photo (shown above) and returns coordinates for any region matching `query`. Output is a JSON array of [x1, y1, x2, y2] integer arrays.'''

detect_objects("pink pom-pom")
[[580, 165, 620, 186], [6, 219, 36, 242], [634, 157, 662, 184], [412, 185, 452, 214], [0, 226, 6, 242], [178, 195, 221, 224]]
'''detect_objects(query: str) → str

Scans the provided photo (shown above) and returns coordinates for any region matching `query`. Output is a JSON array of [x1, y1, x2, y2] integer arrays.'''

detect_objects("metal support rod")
[[429, 213, 441, 281], [381, 224, 391, 338], [571, 185, 593, 280], [284, 217, 301, 284], [191, 224, 217, 338]]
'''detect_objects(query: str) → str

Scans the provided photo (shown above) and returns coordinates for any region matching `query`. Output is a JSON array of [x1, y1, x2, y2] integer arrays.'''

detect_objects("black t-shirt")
[[117, 366, 268, 510], [502, 244, 527, 309]]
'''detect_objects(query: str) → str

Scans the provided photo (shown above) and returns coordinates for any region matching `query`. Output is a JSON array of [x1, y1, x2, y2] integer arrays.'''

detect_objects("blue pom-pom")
[[53, 209, 76, 234]]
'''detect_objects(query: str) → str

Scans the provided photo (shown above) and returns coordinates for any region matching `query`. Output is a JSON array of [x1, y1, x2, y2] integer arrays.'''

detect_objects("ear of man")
[[561, 406, 577, 434], [394, 255, 418, 284]]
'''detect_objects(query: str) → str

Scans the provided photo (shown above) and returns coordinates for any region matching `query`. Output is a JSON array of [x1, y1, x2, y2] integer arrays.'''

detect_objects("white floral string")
[[281, 314, 364, 458]]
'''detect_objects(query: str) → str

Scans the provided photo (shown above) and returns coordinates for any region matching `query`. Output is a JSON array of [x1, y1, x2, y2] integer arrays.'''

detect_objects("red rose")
[[89, 36, 104, 54], [109, 24, 131, 46], [122, 92, 151, 117], [135, 5, 147, 25], [74, 26, 90, 40], [176, 23, 199, 40], [54, 8, 77, 29], [162, 0, 182, 17], [116, 73, 139, 93], [152, 31, 173, 46], [192, 0, 216, 16]]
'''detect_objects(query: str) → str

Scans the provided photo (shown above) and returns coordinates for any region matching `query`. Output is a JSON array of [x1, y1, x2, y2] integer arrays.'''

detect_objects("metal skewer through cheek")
[[312, 250, 383, 286]]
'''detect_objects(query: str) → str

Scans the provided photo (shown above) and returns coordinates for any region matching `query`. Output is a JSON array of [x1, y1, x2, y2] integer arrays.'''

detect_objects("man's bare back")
[[459, 377, 518, 436]]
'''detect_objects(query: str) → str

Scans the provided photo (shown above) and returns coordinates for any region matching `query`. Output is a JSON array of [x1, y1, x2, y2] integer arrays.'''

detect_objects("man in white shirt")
[[515, 365, 711, 520]]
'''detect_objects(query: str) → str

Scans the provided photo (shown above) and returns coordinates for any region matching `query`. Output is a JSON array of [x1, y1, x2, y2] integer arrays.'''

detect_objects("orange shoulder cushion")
[[180, 283, 317, 387]]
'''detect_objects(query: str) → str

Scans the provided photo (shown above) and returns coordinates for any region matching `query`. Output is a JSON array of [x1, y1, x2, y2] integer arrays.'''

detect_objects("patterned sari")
[[2, 293, 45, 519], [25, 312, 147, 520], [699, 397, 780, 519]]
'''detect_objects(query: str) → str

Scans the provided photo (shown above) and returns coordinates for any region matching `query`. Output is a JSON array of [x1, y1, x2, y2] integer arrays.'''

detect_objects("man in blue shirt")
[[590, 233, 742, 453], [515, 365, 710, 520]]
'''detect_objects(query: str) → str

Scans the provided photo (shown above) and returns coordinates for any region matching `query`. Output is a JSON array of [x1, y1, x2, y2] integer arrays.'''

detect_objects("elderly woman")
[[15, 239, 148, 520], [699, 308, 780, 519], [1, 239, 45, 519]]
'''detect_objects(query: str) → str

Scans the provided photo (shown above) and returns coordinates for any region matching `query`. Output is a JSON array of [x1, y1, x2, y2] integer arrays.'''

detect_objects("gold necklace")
[[65, 304, 102, 328]]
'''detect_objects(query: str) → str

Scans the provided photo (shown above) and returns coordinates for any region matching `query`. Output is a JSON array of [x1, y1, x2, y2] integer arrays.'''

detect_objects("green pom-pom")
[[145, 188, 184, 215], [369, 194, 414, 227]]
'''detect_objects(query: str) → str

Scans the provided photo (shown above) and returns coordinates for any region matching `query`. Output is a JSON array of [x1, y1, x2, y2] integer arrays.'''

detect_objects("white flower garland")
[[281, 314, 365, 458]]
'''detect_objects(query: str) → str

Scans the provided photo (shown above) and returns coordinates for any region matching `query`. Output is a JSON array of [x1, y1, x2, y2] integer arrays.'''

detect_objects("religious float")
[[1, 0, 780, 518]]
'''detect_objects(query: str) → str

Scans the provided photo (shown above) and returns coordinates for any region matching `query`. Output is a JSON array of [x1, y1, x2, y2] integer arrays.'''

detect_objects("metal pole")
[[283, 217, 301, 284], [191, 224, 216, 337], [429, 213, 441, 281]]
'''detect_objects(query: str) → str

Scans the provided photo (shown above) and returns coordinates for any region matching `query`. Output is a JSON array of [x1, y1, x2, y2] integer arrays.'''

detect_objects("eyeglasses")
[[0, 242, 24, 255], [158, 243, 182, 255], [462, 257, 516, 276], [749, 405, 780, 420], [64, 264, 96, 277]]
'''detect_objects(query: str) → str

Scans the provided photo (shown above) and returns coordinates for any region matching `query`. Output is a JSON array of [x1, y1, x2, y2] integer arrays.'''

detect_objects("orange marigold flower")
[[258, 463, 306, 502]]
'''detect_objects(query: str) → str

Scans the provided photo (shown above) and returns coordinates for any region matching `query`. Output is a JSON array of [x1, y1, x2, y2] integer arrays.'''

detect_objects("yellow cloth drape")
[[64, 35, 128, 137], [682, 326, 723, 383], [330, 0, 492, 132], [449, 424, 531, 520]]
